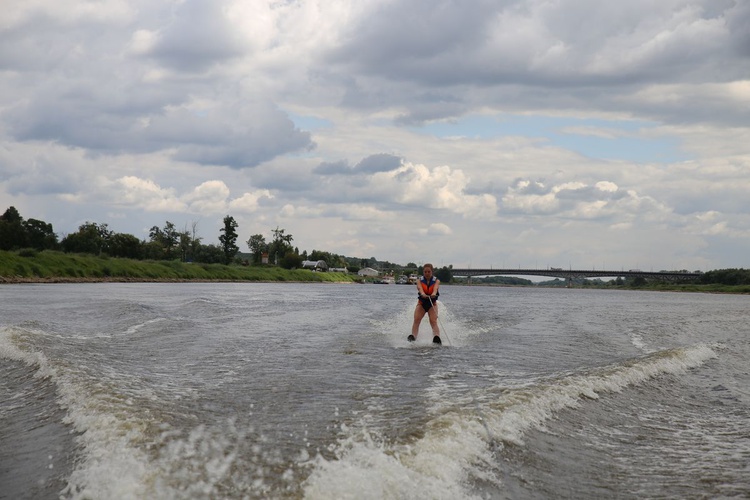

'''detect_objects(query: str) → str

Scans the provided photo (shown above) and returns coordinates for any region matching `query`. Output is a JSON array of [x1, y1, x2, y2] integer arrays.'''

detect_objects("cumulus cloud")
[[229, 190, 274, 213], [116, 176, 186, 212], [501, 180, 560, 214], [182, 180, 230, 213], [109, 176, 273, 217], [419, 222, 452, 236], [370, 162, 497, 218], [502, 179, 672, 221]]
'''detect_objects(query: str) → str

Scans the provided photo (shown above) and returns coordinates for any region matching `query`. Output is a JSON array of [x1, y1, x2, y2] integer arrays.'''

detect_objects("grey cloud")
[[146, 101, 314, 168], [5, 79, 313, 168], [143, 0, 248, 72], [0, 146, 84, 196], [0, 15, 68, 72], [0, 0, 311, 168], [5, 174, 73, 196], [322, 1, 749, 127], [327, 0, 496, 80], [332, 0, 740, 85], [393, 93, 468, 126], [354, 154, 402, 173], [314, 160, 353, 175], [7, 83, 153, 153], [726, 1, 750, 57], [0, 8, 133, 73], [251, 163, 321, 193]]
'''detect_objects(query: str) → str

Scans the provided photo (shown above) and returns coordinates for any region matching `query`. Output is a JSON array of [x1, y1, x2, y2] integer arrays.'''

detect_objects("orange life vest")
[[418, 276, 438, 296]]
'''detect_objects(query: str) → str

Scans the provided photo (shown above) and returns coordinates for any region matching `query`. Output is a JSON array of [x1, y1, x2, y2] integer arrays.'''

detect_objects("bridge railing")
[[450, 269, 701, 282]]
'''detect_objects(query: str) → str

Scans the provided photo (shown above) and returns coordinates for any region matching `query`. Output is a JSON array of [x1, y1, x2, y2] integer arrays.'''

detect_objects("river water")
[[1, 283, 748, 499]]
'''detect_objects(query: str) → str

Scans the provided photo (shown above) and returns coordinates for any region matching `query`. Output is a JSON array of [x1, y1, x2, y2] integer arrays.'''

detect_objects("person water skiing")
[[408, 263, 441, 344]]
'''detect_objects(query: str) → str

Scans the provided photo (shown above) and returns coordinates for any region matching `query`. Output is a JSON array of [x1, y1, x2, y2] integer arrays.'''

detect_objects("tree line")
[[0, 206, 239, 264], [6, 206, 743, 284], [0, 206, 351, 270]]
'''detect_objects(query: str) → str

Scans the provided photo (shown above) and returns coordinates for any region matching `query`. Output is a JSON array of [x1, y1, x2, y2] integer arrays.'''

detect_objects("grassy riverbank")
[[637, 282, 750, 294], [0, 250, 356, 283]]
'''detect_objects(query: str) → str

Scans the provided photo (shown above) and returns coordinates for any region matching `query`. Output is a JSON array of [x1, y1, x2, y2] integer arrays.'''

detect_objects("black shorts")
[[418, 297, 436, 312]]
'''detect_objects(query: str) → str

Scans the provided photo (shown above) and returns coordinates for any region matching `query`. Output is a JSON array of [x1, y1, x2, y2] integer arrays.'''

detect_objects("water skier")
[[408, 263, 441, 344]]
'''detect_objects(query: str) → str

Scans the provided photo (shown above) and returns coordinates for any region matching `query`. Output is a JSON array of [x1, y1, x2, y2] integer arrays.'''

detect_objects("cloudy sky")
[[2, 0, 749, 271]]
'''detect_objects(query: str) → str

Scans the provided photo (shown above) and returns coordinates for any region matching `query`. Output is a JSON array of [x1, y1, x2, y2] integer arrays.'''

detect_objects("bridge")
[[450, 268, 702, 283]]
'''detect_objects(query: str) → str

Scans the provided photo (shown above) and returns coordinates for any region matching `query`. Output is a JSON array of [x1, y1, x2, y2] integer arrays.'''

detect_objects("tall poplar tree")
[[219, 215, 239, 264]]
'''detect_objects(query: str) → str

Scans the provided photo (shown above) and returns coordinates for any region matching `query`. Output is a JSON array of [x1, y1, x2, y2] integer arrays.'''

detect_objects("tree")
[[149, 221, 180, 260], [108, 233, 143, 259], [61, 222, 112, 255], [309, 250, 346, 268], [183, 221, 202, 263], [631, 276, 647, 287], [193, 243, 225, 264], [1, 206, 22, 224], [179, 230, 193, 262], [246, 234, 267, 264], [219, 215, 239, 264], [701, 268, 750, 285], [23, 218, 58, 250], [279, 251, 303, 269], [162, 222, 179, 259], [268, 227, 293, 265], [0, 206, 27, 250], [435, 266, 453, 283]]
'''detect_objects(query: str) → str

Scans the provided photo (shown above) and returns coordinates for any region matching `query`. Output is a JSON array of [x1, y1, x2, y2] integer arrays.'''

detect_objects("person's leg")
[[411, 303, 427, 337], [428, 304, 440, 336]]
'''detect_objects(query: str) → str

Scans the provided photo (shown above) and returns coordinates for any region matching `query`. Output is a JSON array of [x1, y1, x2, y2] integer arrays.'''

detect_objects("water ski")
[[406, 334, 442, 345]]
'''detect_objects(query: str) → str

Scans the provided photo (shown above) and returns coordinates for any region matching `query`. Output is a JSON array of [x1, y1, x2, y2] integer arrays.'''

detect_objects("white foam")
[[124, 317, 166, 335], [629, 330, 648, 351], [302, 423, 492, 500], [1, 323, 721, 499], [302, 343, 718, 499], [1, 326, 153, 499], [486, 343, 718, 446], [375, 302, 481, 348]]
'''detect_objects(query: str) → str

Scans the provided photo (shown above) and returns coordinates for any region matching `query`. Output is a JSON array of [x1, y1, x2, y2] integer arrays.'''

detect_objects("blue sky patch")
[[414, 114, 689, 163], [289, 113, 333, 131]]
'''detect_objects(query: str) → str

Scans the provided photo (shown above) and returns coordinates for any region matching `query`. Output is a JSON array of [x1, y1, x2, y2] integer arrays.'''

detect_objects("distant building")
[[329, 267, 348, 273], [302, 260, 328, 271], [261, 252, 269, 264], [357, 267, 379, 277]]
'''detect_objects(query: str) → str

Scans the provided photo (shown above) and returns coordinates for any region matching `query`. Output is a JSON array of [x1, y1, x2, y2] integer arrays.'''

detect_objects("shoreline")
[[2, 277, 745, 294], [0, 276, 358, 284]]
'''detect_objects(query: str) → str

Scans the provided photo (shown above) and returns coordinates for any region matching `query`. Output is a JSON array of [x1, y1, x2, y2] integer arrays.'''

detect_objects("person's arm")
[[416, 280, 427, 298], [432, 279, 440, 298]]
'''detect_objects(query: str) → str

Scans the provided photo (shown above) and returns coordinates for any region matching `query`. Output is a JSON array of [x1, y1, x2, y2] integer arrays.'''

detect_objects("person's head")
[[423, 263, 434, 277]]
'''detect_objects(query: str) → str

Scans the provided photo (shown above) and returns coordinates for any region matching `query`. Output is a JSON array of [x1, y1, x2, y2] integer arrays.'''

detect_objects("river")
[[1, 283, 748, 499]]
